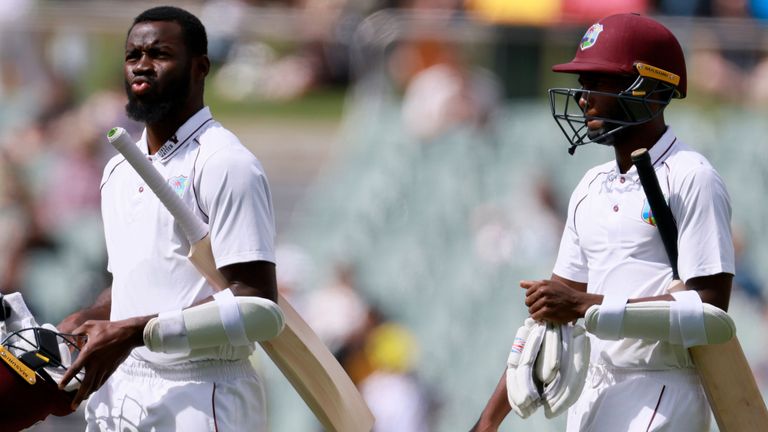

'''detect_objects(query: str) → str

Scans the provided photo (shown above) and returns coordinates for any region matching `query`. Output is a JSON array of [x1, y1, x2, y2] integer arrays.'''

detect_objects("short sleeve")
[[197, 148, 276, 268], [552, 179, 589, 283], [672, 166, 734, 282]]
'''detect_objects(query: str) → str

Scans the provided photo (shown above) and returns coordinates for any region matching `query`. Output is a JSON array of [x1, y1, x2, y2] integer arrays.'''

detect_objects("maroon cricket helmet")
[[0, 323, 80, 431], [0, 353, 76, 431], [553, 13, 687, 98]]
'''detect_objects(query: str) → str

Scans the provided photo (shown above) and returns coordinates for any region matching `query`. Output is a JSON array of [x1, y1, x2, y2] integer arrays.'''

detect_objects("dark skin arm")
[[57, 260, 277, 408], [58, 287, 113, 334], [522, 273, 732, 324], [469, 371, 512, 432]]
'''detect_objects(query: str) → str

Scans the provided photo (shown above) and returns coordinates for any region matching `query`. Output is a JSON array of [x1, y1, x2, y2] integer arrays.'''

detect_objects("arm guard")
[[584, 291, 735, 347], [144, 290, 285, 354]]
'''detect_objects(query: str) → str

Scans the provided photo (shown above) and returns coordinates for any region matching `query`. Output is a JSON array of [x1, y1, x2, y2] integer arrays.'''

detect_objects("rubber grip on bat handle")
[[631, 147, 680, 279], [107, 127, 208, 244]]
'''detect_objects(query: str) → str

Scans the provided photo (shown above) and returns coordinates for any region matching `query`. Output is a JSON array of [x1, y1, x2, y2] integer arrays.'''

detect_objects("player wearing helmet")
[[471, 14, 734, 432], [548, 13, 687, 156]]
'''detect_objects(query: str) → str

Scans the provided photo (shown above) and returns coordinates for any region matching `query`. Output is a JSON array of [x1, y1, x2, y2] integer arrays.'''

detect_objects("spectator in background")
[[465, 0, 560, 24], [682, 0, 768, 105], [302, 263, 370, 355], [560, 0, 648, 22], [654, 0, 709, 16], [0, 78, 128, 323], [732, 227, 768, 316], [212, 0, 359, 101], [359, 321, 435, 432], [396, 38, 503, 140], [201, 0, 248, 65], [471, 176, 564, 269], [0, 151, 43, 295]]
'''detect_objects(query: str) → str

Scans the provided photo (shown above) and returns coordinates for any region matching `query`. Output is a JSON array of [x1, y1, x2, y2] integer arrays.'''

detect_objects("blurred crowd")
[[2, 1, 768, 431]]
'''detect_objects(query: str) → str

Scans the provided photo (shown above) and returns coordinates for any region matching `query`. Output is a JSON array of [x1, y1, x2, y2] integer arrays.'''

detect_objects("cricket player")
[[56, 6, 278, 431], [471, 13, 734, 432]]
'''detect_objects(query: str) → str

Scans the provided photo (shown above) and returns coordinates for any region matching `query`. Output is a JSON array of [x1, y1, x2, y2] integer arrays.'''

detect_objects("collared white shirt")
[[553, 127, 734, 369], [100, 107, 276, 364]]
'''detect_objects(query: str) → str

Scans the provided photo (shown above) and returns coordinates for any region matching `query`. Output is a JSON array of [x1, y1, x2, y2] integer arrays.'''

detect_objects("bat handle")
[[107, 127, 208, 245]]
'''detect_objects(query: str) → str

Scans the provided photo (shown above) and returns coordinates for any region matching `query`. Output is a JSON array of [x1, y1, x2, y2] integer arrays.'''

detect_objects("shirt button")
[[613, 205, 619, 212], [620, 177, 625, 183], [139, 186, 144, 193]]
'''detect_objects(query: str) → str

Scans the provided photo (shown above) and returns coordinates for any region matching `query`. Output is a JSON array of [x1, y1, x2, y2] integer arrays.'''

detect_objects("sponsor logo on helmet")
[[641, 199, 656, 226], [0, 346, 36, 384], [168, 175, 189, 198], [635, 63, 680, 86], [580, 24, 604, 50]]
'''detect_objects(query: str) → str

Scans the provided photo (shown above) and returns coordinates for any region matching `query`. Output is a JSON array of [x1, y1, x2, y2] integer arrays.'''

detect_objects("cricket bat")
[[632, 147, 768, 431], [107, 127, 374, 432]]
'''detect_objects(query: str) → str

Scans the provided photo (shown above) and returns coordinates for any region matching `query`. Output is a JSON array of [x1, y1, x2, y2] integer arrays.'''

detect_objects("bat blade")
[[262, 298, 376, 432], [632, 148, 768, 431], [108, 127, 374, 431]]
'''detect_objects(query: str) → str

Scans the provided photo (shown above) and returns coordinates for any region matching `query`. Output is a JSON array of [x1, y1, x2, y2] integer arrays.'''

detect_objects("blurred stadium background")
[[1, 0, 766, 431]]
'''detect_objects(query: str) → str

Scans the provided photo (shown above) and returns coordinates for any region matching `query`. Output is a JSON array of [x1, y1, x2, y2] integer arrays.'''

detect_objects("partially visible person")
[[472, 13, 733, 432], [56, 6, 280, 431]]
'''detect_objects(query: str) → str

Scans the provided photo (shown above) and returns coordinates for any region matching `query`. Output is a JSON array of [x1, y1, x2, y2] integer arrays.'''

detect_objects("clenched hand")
[[520, 279, 601, 324]]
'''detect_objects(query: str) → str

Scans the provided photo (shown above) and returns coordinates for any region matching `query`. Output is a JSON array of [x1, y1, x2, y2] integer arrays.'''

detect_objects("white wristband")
[[213, 288, 250, 347], [670, 290, 707, 348], [595, 291, 630, 340]]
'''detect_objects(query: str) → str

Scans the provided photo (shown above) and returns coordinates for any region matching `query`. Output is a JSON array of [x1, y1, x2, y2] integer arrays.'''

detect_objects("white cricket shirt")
[[553, 127, 734, 369], [100, 107, 276, 365]]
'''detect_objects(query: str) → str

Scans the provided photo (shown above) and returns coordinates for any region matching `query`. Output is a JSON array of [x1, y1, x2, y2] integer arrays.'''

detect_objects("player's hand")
[[57, 311, 89, 334], [58, 317, 148, 408], [521, 279, 599, 324]]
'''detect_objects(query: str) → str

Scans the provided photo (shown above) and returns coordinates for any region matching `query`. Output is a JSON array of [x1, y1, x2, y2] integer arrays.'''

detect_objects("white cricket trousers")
[[84, 357, 267, 432], [567, 363, 710, 432]]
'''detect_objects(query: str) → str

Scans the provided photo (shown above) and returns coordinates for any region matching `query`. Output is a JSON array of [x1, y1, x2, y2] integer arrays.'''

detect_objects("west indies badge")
[[580, 23, 604, 50], [168, 175, 190, 198], [641, 199, 656, 226]]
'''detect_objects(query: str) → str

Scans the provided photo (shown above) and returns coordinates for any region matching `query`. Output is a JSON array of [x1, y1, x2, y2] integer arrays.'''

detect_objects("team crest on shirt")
[[580, 24, 603, 50], [641, 199, 656, 226], [168, 175, 189, 198]]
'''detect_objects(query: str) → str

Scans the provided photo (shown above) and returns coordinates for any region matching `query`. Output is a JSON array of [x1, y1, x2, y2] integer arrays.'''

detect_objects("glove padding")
[[506, 319, 590, 419], [506, 318, 544, 418], [540, 323, 590, 418]]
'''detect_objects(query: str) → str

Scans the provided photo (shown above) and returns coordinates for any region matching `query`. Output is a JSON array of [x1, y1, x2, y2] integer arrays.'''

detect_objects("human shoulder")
[[196, 122, 266, 179], [664, 140, 723, 187]]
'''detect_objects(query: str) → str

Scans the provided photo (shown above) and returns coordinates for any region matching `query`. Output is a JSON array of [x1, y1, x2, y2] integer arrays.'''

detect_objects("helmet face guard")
[[1, 326, 83, 385], [549, 71, 676, 154], [0, 293, 84, 431]]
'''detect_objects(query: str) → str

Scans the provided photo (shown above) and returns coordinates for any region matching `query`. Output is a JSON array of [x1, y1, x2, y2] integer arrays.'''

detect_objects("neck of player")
[[613, 118, 667, 174], [145, 97, 205, 155]]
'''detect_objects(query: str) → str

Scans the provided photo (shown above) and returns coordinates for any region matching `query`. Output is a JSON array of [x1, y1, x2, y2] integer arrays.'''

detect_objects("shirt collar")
[[140, 107, 214, 162], [617, 126, 678, 175], [645, 126, 677, 167]]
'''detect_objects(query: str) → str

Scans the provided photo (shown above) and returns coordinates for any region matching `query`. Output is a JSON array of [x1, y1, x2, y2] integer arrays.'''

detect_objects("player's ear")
[[193, 54, 210, 80]]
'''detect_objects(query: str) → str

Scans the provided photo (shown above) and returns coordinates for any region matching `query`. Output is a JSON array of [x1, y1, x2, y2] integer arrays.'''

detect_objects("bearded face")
[[123, 21, 195, 124], [124, 62, 191, 124]]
